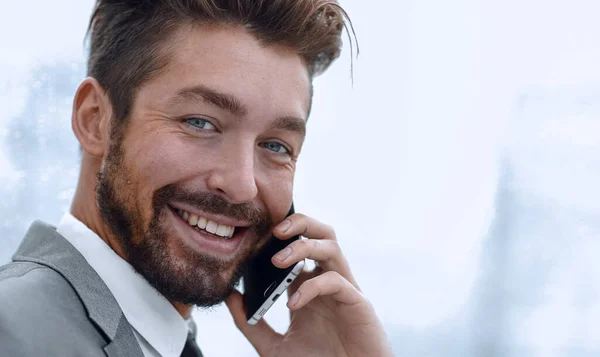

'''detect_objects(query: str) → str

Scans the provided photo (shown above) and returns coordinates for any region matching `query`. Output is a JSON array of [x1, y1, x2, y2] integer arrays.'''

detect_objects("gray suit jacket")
[[0, 221, 145, 357]]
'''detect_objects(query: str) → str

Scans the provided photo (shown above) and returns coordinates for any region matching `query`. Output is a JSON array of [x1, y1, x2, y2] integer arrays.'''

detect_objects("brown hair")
[[86, 0, 352, 125]]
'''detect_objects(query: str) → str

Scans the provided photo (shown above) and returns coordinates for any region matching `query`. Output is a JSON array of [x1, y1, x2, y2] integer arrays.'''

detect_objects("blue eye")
[[263, 141, 290, 154], [185, 118, 216, 131]]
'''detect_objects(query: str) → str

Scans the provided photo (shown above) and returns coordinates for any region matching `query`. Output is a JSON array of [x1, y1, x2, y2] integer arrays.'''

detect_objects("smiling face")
[[95, 24, 311, 307]]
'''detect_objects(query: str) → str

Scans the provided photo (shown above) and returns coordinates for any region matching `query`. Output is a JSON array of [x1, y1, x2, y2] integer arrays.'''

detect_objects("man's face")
[[96, 25, 310, 307]]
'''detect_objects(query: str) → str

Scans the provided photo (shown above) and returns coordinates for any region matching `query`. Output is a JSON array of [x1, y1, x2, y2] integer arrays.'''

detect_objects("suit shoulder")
[[0, 261, 107, 356], [0, 260, 53, 280], [0, 261, 75, 303], [0, 260, 89, 314]]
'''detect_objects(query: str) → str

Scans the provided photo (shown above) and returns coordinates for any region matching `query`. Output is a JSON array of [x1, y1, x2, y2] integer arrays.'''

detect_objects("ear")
[[72, 77, 112, 157]]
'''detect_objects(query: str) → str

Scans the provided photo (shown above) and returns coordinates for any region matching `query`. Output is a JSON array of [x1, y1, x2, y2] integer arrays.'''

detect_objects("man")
[[0, 0, 393, 356]]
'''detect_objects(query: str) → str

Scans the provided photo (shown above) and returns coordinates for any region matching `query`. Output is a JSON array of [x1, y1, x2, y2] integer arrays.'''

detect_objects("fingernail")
[[276, 219, 291, 232], [289, 292, 300, 306], [274, 247, 292, 262]]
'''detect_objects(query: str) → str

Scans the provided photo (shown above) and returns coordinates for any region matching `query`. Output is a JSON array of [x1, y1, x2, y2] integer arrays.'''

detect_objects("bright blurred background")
[[1, 1, 599, 356]]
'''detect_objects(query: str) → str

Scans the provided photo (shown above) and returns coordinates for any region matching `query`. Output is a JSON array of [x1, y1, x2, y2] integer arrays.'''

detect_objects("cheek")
[[128, 134, 206, 190], [257, 170, 294, 223]]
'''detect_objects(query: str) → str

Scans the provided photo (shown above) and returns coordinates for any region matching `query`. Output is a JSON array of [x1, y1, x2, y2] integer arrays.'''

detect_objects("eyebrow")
[[170, 84, 307, 137], [271, 116, 306, 138], [171, 84, 248, 117]]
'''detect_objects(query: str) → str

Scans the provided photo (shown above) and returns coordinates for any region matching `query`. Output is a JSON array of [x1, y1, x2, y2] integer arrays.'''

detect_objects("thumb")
[[225, 290, 282, 356]]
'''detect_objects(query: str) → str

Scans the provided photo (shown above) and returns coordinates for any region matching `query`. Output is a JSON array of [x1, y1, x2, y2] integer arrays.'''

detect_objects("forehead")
[[139, 24, 311, 118]]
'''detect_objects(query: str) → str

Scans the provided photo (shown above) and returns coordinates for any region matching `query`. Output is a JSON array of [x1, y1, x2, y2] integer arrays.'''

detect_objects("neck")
[[173, 302, 193, 319]]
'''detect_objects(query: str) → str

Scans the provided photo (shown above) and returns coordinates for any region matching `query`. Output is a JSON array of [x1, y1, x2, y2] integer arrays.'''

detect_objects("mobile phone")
[[243, 203, 305, 325]]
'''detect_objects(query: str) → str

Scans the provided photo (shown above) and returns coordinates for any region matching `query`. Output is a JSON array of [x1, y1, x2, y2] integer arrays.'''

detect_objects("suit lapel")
[[104, 315, 146, 357], [12, 221, 144, 357]]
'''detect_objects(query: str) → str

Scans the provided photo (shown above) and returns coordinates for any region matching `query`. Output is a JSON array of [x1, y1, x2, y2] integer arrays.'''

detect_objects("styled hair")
[[86, 0, 352, 124]]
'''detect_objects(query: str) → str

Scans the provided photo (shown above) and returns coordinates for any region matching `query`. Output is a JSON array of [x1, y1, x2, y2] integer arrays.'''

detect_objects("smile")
[[167, 204, 250, 257], [176, 209, 235, 239]]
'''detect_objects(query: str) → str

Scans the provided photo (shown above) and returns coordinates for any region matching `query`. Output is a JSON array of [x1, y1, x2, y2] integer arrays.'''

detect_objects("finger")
[[274, 213, 360, 289], [272, 236, 360, 289], [272, 238, 346, 273], [274, 213, 336, 241], [286, 266, 323, 320], [287, 271, 364, 310], [225, 290, 282, 355], [287, 265, 322, 298]]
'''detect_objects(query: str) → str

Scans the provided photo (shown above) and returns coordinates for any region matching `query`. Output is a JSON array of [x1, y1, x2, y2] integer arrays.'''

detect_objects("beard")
[[95, 137, 271, 307]]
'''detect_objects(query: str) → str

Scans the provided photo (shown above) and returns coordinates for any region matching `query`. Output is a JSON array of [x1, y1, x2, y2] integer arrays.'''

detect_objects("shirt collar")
[[57, 212, 189, 357]]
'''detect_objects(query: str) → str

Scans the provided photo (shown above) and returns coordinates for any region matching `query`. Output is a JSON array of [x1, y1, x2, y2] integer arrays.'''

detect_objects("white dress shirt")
[[56, 213, 190, 357]]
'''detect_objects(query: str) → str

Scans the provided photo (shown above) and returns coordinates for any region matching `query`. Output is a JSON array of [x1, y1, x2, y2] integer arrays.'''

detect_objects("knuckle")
[[319, 241, 340, 262], [292, 213, 307, 225], [322, 271, 346, 291], [296, 238, 311, 251], [324, 224, 337, 239], [298, 215, 316, 235], [312, 276, 327, 290], [328, 240, 341, 254], [324, 270, 342, 281], [300, 220, 310, 235], [299, 278, 317, 293], [294, 213, 308, 220]]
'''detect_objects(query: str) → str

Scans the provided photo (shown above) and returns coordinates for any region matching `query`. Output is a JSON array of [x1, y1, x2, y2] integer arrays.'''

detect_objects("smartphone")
[[243, 203, 305, 325]]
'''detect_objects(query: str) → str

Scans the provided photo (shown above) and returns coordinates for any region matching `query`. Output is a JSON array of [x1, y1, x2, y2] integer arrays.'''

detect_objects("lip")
[[167, 206, 248, 257], [168, 202, 252, 228]]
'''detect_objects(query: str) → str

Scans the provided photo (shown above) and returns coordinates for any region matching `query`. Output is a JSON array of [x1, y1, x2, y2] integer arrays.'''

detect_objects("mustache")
[[153, 184, 269, 227]]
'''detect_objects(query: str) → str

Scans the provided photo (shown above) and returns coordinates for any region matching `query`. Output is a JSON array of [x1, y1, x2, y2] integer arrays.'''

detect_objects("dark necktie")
[[180, 319, 203, 357]]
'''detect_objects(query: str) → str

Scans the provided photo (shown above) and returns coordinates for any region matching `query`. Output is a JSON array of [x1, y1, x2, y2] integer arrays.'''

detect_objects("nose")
[[206, 140, 258, 204]]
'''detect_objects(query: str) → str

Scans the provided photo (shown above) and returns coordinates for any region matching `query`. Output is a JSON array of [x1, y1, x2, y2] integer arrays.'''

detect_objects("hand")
[[226, 213, 394, 357]]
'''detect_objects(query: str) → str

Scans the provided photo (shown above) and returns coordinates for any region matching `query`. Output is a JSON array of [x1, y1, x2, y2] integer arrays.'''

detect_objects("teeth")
[[197, 217, 207, 229], [177, 209, 235, 239], [205, 220, 218, 234], [215, 224, 229, 237]]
